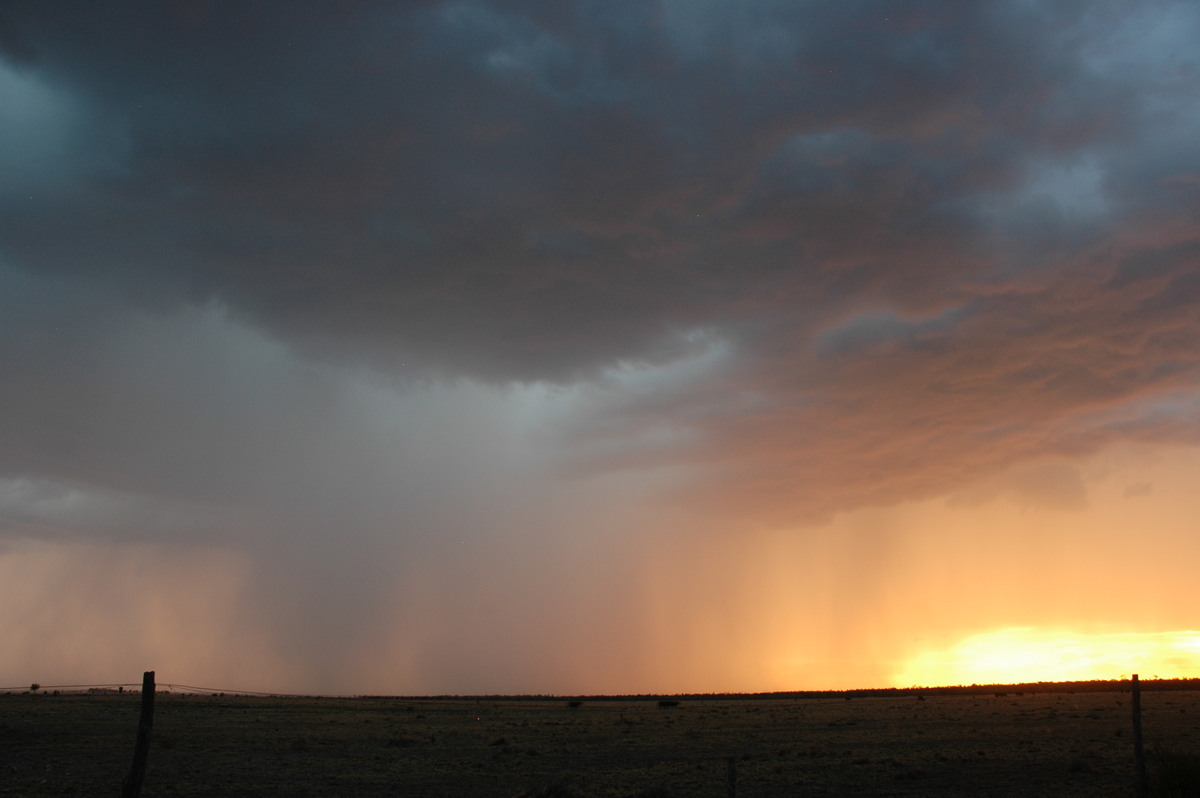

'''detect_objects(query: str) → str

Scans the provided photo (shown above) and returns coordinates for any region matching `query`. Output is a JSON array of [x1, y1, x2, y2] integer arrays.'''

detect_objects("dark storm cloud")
[[3, 0, 1200, 525], [0, 2, 1132, 367]]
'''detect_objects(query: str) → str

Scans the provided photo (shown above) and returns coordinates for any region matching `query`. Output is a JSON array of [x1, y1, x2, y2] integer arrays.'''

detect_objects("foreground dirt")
[[2, 689, 1198, 796]]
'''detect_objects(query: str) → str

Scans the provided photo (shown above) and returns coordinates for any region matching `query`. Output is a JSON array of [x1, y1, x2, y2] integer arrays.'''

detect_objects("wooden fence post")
[[1132, 673, 1148, 798], [122, 671, 156, 798], [726, 755, 737, 798]]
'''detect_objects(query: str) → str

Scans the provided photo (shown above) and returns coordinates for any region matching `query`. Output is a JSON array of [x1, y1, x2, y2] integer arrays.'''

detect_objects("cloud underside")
[[1, 0, 1199, 530]]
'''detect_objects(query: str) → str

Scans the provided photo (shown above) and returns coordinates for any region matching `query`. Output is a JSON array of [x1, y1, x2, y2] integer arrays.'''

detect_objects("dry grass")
[[2, 688, 1198, 796]]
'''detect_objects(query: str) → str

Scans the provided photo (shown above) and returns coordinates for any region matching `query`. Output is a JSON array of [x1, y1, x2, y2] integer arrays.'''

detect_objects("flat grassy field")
[[2, 687, 1198, 796]]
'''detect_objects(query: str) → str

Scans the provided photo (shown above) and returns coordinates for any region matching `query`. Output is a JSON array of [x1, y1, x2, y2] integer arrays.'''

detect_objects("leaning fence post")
[[122, 671, 156, 798], [1132, 673, 1148, 798]]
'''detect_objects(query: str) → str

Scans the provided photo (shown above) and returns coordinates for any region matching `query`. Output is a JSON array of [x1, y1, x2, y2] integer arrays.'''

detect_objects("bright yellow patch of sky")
[[893, 628, 1200, 687]]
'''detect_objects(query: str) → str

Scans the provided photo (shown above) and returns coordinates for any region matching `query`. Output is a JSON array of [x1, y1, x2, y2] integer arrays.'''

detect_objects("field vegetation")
[[2, 682, 1198, 796]]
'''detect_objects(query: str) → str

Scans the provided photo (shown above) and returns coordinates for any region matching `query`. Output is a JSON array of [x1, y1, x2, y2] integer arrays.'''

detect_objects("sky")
[[3, 0, 1200, 695]]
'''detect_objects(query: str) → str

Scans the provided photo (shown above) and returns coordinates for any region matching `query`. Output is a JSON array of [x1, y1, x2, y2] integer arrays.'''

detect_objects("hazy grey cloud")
[[2, 0, 1197, 516]]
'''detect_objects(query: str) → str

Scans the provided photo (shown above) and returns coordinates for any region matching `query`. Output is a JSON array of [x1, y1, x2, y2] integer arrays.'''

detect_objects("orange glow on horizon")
[[893, 628, 1200, 688], [4, 442, 1199, 696]]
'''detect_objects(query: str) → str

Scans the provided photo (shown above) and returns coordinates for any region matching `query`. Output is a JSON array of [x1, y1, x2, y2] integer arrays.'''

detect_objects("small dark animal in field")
[[657, 700, 680, 709]]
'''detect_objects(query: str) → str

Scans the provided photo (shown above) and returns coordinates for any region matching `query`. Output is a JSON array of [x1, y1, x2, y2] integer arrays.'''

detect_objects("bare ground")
[[2, 688, 1198, 796]]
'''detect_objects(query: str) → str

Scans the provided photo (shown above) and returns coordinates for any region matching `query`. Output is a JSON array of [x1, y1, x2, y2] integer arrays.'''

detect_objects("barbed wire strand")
[[0, 681, 317, 698]]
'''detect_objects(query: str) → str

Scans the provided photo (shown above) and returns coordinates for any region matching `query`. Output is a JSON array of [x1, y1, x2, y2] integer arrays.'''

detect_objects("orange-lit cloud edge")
[[879, 442, 1200, 689], [683, 441, 1200, 695]]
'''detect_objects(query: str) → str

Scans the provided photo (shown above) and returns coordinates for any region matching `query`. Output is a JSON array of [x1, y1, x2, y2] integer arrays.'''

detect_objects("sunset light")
[[894, 629, 1200, 688], [4, 2, 1200, 703]]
